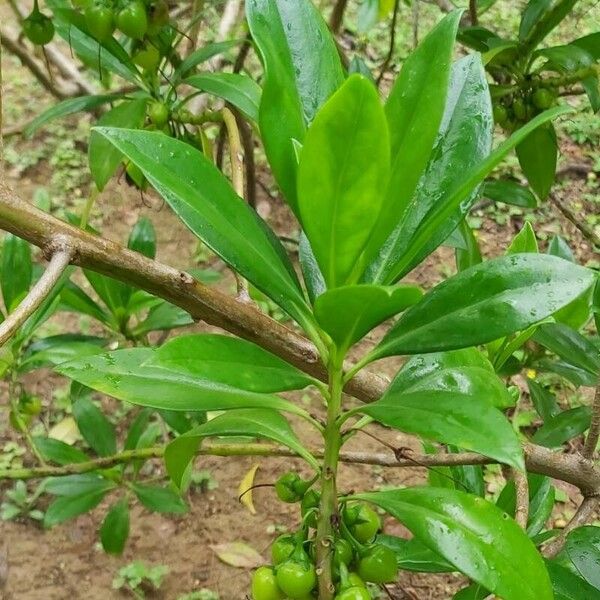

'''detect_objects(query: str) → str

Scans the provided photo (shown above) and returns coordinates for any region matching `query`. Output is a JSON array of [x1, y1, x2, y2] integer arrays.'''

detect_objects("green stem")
[[315, 357, 344, 600]]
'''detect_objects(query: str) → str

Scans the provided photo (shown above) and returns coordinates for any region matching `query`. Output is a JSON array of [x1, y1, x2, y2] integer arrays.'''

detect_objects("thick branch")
[[512, 468, 529, 528], [543, 496, 599, 557], [0, 243, 73, 345], [329, 0, 349, 34], [1, 185, 600, 495], [0, 183, 387, 401], [583, 381, 600, 458]]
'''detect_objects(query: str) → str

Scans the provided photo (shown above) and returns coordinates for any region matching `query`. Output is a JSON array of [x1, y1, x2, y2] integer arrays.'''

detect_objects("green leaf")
[[519, 0, 578, 49], [454, 220, 483, 273], [355, 487, 553, 600], [369, 254, 594, 359], [527, 378, 560, 422], [548, 235, 574, 262], [44, 488, 109, 528], [371, 104, 572, 282], [565, 526, 600, 591], [532, 323, 600, 377], [506, 222, 539, 254], [519, 0, 552, 41], [124, 409, 152, 451], [1, 234, 32, 312], [247, 0, 344, 211], [297, 75, 390, 287], [24, 94, 121, 138], [453, 584, 489, 600], [148, 334, 317, 393], [93, 128, 311, 328], [537, 358, 598, 387], [20, 340, 105, 371], [33, 437, 90, 465], [165, 408, 318, 487], [59, 280, 111, 325], [45, 474, 115, 496], [72, 396, 117, 457], [358, 388, 523, 469], [314, 284, 422, 353], [173, 39, 242, 82], [57, 348, 306, 415], [100, 498, 130, 555], [128, 217, 156, 259], [533, 406, 592, 448], [376, 534, 454, 573], [573, 32, 600, 60], [546, 560, 600, 600], [89, 99, 148, 191], [516, 124, 557, 200], [185, 73, 261, 123], [538, 44, 594, 73], [132, 484, 188, 514], [363, 12, 464, 274], [483, 179, 538, 208], [131, 302, 193, 336], [388, 349, 514, 409]]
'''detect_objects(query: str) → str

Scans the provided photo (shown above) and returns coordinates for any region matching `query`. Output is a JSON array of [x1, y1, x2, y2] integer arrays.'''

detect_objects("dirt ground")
[[1, 10, 600, 599]]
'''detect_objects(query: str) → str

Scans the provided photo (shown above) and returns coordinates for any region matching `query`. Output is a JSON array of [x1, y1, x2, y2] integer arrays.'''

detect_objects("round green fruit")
[[357, 544, 398, 584], [22, 11, 55, 45], [148, 101, 169, 126], [335, 587, 372, 600], [85, 4, 115, 41], [252, 566, 284, 600], [532, 88, 555, 110], [116, 0, 148, 39], [271, 534, 296, 565], [276, 560, 316, 599], [132, 43, 160, 70], [344, 504, 380, 543]]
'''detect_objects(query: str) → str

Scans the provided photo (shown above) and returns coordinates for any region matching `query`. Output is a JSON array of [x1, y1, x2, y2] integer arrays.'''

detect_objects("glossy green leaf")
[[44, 489, 109, 528], [536, 358, 598, 387], [24, 94, 121, 138], [519, 0, 552, 41], [453, 584, 489, 600], [538, 44, 594, 73], [371, 104, 572, 282], [20, 340, 105, 371], [366, 21, 485, 280], [165, 408, 317, 487], [148, 334, 317, 393], [173, 39, 242, 82], [369, 254, 594, 359], [358, 388, 523, 469], [128, 217, 156, 259], [546, 560, 600, 600], [131, 302, 192, 336], [519, 0, 578, 49], [72, 396, 117, 457], [565, 526, 600, 590], [483, 180, 538, 208], [573, 32, 600, 60], [247, 0, 344, 211], [57, 348, 306, 415], [132, 484, 188, 514], [548, 235, 574, 262], [185, 73, 261, 123], [1, 234, 32, 312], [388, 349, 514, 409], [506, 222, 539, 254], [516, 124, 557, 200], [314, 284, 422, 353], [93, 128, 311, 328], [364, 11, 462, 270], [33, 437, 89, 466], [376, 534, 454, 573], [124, 409, 152, 451], [59, 280, 111, 325], [299, 233, 325, 303], [100, 498, 130, 555], [533, 406, 592, 448], [527, 378, 560, 422], [532, 323, 600, 377], [355, 488, 553, 600], [89, 99, 148, 191], [298, 75, 390, 287], [455, 220, 483, 272]]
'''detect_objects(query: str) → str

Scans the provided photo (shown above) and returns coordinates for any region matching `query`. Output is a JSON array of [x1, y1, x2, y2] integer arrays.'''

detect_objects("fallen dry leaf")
[[209, 542, 263, 568], [238, 464, 260, 515]]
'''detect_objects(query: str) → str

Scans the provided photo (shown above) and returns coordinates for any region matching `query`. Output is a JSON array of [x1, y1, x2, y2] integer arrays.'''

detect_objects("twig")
[[42, 43, 96, 96], [583, 381, 600, 459], [468, 0, 478, 25], [412, 0, 420, 49], [236, 110, 256, 208], [1, 27, 75, 99], [377, 0, 401, 85], [512, 468, 529, 528], [329, 0, 349, 34], [550, 193, 600, 248], [544, 495, 599, 557], [0, 242, 73, 346]]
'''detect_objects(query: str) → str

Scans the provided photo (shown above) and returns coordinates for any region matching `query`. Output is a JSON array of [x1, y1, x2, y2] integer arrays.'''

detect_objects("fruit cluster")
[[251, 473, 399, 599], [493, 86, 558, 131]]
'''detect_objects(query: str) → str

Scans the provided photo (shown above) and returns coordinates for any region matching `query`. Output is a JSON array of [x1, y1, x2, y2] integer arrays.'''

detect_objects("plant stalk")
[[315, 360, 344, 599]]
